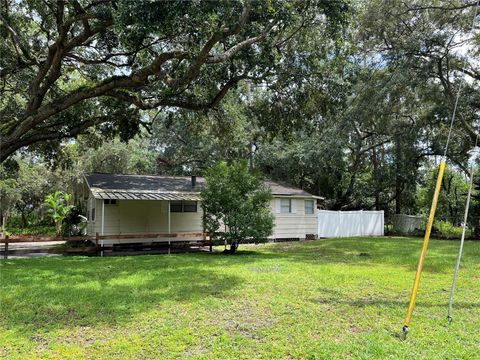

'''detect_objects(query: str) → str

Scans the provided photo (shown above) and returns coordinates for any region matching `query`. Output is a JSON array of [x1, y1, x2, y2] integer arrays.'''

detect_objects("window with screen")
[[103, 199, 118, 205], [170, 201, 183, 212], [183, 201, 197, 212], [305, 199, 314, 214], [170, 201, 198, 212], [280, 198, 292, 213]]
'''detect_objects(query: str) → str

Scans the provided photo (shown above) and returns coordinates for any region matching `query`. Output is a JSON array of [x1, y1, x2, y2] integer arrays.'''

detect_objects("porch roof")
[[93, 191, 201, 201]]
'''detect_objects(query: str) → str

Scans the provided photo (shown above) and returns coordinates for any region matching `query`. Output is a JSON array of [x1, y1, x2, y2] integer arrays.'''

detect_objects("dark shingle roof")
[[84, 173, 321, 200], [264, 180, 316, 197]]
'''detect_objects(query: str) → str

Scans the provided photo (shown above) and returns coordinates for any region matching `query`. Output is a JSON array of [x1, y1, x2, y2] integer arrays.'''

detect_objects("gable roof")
[[84, 173, 322, 201]]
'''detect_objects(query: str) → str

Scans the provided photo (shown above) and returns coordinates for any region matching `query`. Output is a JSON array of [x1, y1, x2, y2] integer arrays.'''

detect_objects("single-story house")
[[83, 173, 322, 243]]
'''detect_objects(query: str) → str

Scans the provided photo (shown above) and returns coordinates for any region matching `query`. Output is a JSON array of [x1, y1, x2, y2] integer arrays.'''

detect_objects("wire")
[[447, 131, 479, 323], [402, 1, 480, 339], [443, 0, 480, 159]]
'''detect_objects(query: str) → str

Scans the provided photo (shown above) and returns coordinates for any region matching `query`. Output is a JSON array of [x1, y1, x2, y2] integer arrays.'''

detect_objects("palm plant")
[[44, 192, 73, 236]]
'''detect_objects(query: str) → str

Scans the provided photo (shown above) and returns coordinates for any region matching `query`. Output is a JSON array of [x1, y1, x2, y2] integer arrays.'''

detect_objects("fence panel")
[[392, 214, 425, 234], [318, 210, 384, 238]]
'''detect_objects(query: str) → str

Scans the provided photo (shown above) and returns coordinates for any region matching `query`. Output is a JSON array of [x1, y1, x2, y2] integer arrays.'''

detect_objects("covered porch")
[[88, 191, 204, 244]]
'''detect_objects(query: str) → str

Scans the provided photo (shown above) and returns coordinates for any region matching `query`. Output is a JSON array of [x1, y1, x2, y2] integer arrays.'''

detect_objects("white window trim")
[[280, 198, 292, 214], [305, 199, 315, 215], [170, 200, 198, 213]]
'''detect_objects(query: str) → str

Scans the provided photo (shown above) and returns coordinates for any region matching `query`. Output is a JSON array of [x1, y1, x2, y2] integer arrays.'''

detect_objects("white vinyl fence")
[[317, 210, 384, 238]]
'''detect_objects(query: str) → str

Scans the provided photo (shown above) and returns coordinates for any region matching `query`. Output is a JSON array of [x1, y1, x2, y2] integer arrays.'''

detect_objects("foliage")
[[417, 165, 470, 225], [148, 86, 259, 175], [0, 0, 348, 162], [44, 191, 74, 236], [77, 137, 157, 175], [434, 220, 468, 240], [62, 207, 87, 237], [1, 238, 479, 358], [0, 176, 21, 229], [201, 161, 274, 253], [2, 0, 480, 224], [5, 225, 56, 236]]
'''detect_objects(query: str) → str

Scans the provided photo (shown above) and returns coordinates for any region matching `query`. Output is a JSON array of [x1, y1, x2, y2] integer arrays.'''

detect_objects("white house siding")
[[87, 198, 204, 243], [271, 197, 318, 239], [86, 195, 96, 235], [86, 195, 317, 242], [170, 211, 203, 232]]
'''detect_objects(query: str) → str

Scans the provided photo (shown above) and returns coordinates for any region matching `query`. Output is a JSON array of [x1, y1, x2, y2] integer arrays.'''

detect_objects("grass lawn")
[[1, 237, 479, 359]]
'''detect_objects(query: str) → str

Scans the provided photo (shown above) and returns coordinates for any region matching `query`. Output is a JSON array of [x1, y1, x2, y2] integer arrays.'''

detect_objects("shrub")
[[434, 220, 468, 239], [62, 207, 87, 237], [201, 161, 274, 254], [44, 191, 73, 236], [6, 225, 56, 236]]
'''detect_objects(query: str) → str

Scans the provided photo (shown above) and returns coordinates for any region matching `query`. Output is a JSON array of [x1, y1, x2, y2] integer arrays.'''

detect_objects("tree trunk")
[[224, 241, 238, 254], [21, 211, 29, 228], [395, 136, 402, 214], [56, 221, 62, 236]]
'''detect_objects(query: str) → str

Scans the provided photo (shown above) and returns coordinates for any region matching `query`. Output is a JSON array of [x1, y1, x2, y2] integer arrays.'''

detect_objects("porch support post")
[[167, 201, 171, 234], [168, 201, 171, 254], [101, 200, 105, 235], [101, 200, 105, 257]]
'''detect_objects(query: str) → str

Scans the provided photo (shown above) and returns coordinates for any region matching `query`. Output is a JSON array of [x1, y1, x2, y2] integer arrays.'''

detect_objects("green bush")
[[5, 225, 56, 236], [201, 160, 274, 254], [434, 220, 469, 239]]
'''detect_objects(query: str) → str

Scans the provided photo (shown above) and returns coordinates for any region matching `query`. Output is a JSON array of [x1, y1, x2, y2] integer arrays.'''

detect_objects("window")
[[183, 201, 197, 212], [170, 201, 197, 213], [90, 198, 96, 222], [305, 199, 314, 214], [104, 199, 117, 205], [280, 198, 292, 213], [170, 201, 183, 212]]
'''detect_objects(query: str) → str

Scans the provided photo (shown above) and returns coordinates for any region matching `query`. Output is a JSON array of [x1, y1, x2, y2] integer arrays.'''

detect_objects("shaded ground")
[[0, 237, 479, 359], [1, 241, 64, 259]]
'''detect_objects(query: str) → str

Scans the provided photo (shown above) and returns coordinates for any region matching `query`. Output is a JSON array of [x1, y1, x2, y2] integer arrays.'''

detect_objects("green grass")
[[1, 237, 479, 359]]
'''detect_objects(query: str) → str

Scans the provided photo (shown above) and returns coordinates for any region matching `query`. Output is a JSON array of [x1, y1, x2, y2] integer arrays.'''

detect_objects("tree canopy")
[[1, 0, 480, 234], [0, 0, 348, 161]]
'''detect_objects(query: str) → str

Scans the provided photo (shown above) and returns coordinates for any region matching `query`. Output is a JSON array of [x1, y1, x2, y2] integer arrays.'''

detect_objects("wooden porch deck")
[[0, 232, 211, 259]]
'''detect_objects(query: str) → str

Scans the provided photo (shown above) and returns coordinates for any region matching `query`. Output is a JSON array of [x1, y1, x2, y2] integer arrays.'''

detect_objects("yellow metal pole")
[[402, 159, 446, 338]]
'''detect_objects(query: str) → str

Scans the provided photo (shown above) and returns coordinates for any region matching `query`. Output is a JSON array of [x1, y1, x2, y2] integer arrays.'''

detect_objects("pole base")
[[402, 325, 409, 340], [447, 315, 453, 325]]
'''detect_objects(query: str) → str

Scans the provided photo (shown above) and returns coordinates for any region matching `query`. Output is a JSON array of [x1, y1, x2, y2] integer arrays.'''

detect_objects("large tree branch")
[[401, 1, 480, 14], [167, 5, 251, 88], [0, 12, 34, 61], [10, 5, 254, 143], [206, 33, 268, 64], [459, 67, 480, 81], [27, 3, 113, 113], [22, 5, 250, 133], [10, 114, 117, 151], [70, 0, 91, 33], [107, 74, 249, 111], [1, 1, 296, 163]]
